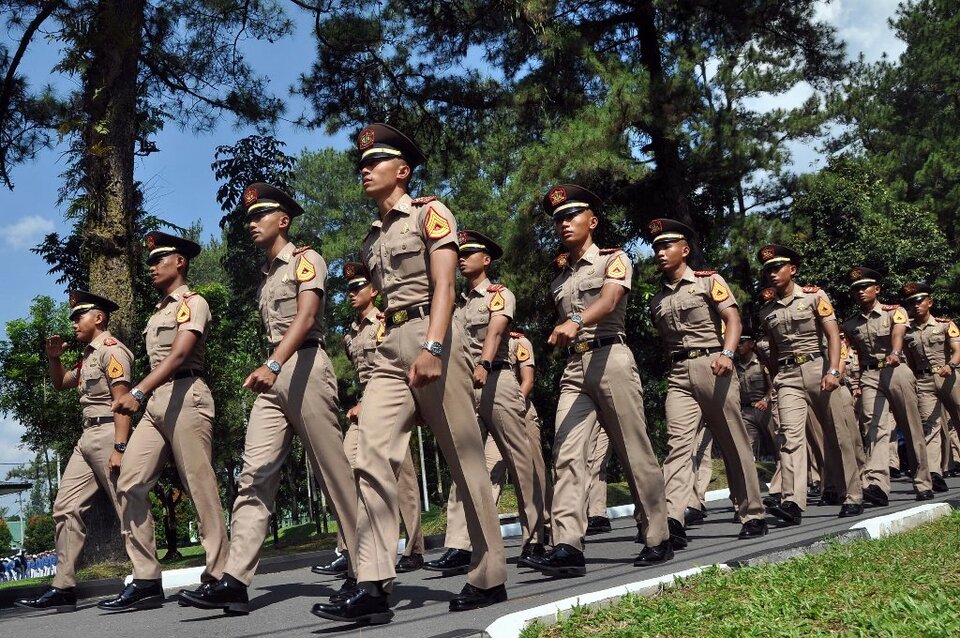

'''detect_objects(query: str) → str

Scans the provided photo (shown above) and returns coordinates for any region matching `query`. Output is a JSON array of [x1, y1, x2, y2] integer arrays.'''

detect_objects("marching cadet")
[[508, 330, 551, 541], [334, 261, 424, 573], [99, 232, 228, 612], [901, 281, 960, 492], [531, 184, 672, 577], [842, 267, 934, 503], [648, 218, 767, 544], [179, 184, 360, 614], [756, 245, 864, 522], [16, 292, 133, 612], [736, 332, 774, 459], [429, 230, 545, 574], [313, 123, 506, 625]]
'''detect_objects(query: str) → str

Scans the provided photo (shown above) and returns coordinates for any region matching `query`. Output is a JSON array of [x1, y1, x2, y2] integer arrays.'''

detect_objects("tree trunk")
[[80, 0, 146, 343], [77, 491, 125, 568]]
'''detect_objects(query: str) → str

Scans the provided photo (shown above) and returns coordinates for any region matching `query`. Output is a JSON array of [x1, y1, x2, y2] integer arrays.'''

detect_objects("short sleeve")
[[602, 251, 632, 289], [516, 336, 535, 368], [419, 200, 458, 253], [490, 287, 515, 320], [65, 361, 81, 387], [100, 345, 133, 386], [814, 290, 837, 323], [948, 320, 960, 341], [178, 294, 210, 335], [708, 273, 737, 313], [293, 249, 327, 296]]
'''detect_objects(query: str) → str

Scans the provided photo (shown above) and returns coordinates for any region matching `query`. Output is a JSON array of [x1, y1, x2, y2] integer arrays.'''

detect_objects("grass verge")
[[522, 510, 960, 637]]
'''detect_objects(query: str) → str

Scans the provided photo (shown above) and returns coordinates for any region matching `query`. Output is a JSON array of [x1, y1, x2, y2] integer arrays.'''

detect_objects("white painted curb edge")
[[484, 565, 728, 638], [849, 502, 952, 539], [603, 485, 735, 522]]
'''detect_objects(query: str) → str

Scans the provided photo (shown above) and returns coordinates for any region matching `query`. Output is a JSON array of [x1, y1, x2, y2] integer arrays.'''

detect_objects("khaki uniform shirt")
[[650, 265, 737, 352], [145, 284, 209, 371], [551, 244, 631, 340], [66, 330, 134, 419], [905, 315, 960, 370], [455, 277, 515, 364], [842, 301, 909, 366], [509, 334, 535, 371], [737, 353, 769, 404], [259, 242, 327, 349], [344, 309, 383, 391], [758, 285, 837, 356], [842, 343, 861, 390], [361, 194, 458, 313]]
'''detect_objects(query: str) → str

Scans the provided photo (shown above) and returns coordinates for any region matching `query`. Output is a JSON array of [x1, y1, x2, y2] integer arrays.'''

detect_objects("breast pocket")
[[390, 239, 425, 278], [272, 282, 299, 319], [152, 315, 178, 349], [679, 293, 711, 324], [81, 366, 108, 395], [577, 276, 604, 308], [790, 308, 816, 333]]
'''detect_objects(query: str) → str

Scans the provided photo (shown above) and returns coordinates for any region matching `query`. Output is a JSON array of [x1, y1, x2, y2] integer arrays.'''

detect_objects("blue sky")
[[0, 1, 907, 512]]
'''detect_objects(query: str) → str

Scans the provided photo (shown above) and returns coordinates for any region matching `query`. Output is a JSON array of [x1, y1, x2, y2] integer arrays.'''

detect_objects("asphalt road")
[[2, 474, 958, 638]]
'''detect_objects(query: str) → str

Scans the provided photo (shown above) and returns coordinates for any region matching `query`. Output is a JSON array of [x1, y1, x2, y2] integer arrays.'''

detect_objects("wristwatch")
[[130, 387, 146, 404], [568, 313, 583, 327], [950, 362, 960, 370], [265, 359, 282, 374], [721, 349, 736, 360], [827, 368, 841, 378], [478, 360, 493, 372], [422, 340, 443, 357], [114, 442, 127, 454], [891, 350, 905, 358]]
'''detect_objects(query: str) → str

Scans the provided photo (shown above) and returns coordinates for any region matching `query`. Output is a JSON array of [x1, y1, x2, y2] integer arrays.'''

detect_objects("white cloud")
[[819, 0, 906, 63], [1, 215, 56, 249]]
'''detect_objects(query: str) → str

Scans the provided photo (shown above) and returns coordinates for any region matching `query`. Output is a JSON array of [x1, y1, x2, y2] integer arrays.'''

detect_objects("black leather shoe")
[[15, 587, 77, 612], [177, 580, 214, 607], [423, 548, 471, 576], [889, 466, 902, 479], [738, 518, 769, 538], [634, 524, 643, 543], [329, 577, 358, 604], [533, 543, 586, 577], [585, 516, 612, 535], [762, 493, 782, 509], [178, 575, 248, 614], [932, 473, 949, 493], [667, 517, 688, 549], [634, 540, 674, 567], [449, 583, 508, 612], [683, 506, 707, 526], [807, 481, 822, 499], [819, 491, 842, 506], [517, 542, 546, 569], [97, 580, 164, 612], [863, 484, 889, 507], [312, 552, 349, 576], [395, 553, 424, 573], [769, 500, 802, 525], [311, 587, 393, 624], [838, 503, 864, 517], [916, 489, 935, 501]]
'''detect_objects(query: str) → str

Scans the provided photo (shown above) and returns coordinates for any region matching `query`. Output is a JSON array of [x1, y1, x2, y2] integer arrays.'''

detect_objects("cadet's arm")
[[581, 284, 626, 325], [134, 329, 201, 395], [518, 365, 535, 402], [109, 382, 132, 444], [481, 315, 510, 363], [425, 246, 457, 344], [270, 289, 322, 365]]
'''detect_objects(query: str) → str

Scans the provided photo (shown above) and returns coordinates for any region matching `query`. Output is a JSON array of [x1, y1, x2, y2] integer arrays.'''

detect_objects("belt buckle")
[[795, 354, 808, 365], [687, 349, 700, 359], [877, 361, 886, 369], [391, 309, 409, 325], [574, 341, 591, 354]]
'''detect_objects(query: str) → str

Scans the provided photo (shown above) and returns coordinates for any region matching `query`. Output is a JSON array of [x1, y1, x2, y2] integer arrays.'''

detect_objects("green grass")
[[522, 510, 960, 638]]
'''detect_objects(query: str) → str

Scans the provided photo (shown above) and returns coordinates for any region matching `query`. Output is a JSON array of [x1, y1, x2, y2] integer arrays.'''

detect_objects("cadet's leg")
[[884, 367, 932, 492], [859, 371, 893, 493], [51, 435, 104, 589], [690, 426, 713, 511], [550, 377, 597, 550], [586, 425, 612, 519], [916, 377, 944, 475], [663, 362, 704, 522], [397, 447, 424, 556]]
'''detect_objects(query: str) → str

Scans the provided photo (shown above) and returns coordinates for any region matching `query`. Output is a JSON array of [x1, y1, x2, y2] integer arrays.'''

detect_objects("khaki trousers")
[[917, 371, 960, 473], [524, 401, 550, 538], [742, 405, 773, 460], [52, 424, 122, 588], [948, 422, 960, 472], [772, 361, 863, 507], [355, 317, 505, 591], [224, 348, 358, 584], [860, 366, 932, 493], [586, 425, 612, 519], [663, 356, 764, 524], [343, 423, 424, 557], [442, 417, 506, 549], [689, 425, 713, 510], [117, 378, 227, 581], [551, 343, 667, 549], [445, 369, 545, 549]]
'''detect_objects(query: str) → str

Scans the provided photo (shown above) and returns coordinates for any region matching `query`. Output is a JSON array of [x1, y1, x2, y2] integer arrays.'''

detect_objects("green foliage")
[[23, 514, 54, 553], [0, 518, 12, 555]]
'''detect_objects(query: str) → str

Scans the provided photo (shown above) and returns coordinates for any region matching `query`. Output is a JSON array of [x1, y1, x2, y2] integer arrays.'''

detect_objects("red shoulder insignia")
[[103, 337, 118, 346], [598, 247, 622, 255], [509, 331, 524, 338], [411, 195, 437, 205], [694, 270, 717, 277], [555, 253, 570, 269], [802, 285, 820, 293], [292, 245, 312, 256], [881, 304, 899, 311], [182, 291, 196, 299], [487, 284, 505, 292], [761, 287, 775, 302]]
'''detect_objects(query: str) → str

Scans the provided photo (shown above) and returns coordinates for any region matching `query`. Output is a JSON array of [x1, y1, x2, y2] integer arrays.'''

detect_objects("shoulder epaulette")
[[182, 291, 196, 299], [509, 331, 524, 338], [411, 195, 437, 205], [598, 247, 622, 255], [694, 270, 717, 277], [760, 288, 776, 302], [936, 317, 950, 324], [802, 285, 820, 293], [555, 253, 570, 269], [292, 245, 312, 255], [103, 337, 118, 346], [881, 304, 900, 311], [487, 283, 505, 292]]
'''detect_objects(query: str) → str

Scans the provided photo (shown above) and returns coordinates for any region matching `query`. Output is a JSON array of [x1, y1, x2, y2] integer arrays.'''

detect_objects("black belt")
[[567, 335, 625, 357], [298, 339, 322, 351], [491, 362, 513, 371], [671, 346, 722, 363], [85, 416, 114, 427], [172, 369, 204, 380], [915, 367, 935, 376], [384, 304, 431, 328], [776, 352, 823, 369], [861, 360, 888, 371]]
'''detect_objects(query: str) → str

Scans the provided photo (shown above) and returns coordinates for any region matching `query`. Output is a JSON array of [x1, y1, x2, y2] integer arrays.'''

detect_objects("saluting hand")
[[548, 320, 579, 349], [112, 394, 141, 416], [711, 354, 734, 376], [409, 350, 442, 388], [45, 335, 68, 358], [244, 365, 278, 393]]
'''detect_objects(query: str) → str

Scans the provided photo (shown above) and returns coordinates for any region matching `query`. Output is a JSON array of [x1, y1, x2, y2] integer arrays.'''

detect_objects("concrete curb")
[[481, 500, 957, 638]]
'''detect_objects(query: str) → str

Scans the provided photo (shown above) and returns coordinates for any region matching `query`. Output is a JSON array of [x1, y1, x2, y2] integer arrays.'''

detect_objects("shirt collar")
[[157, 284, 191, 309], [362, 308, 380, 325], [469, 277, 492, 297], [662, 265, 696, 291], [87, 330, 113, 351], [262, 241, 295, 274]]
